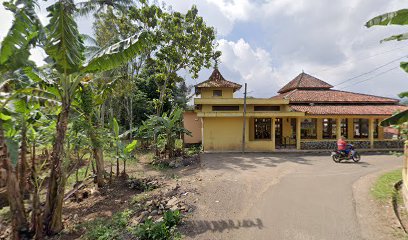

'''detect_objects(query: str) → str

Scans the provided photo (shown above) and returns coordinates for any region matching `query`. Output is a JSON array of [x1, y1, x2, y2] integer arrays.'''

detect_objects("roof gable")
[[195, 69, 242, 93], [278, 72, 333, 93]]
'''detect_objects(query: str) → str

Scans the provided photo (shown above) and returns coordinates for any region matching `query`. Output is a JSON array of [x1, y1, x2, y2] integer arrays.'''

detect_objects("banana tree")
[[366, 9, 408, 134], [2, 0, 150, 237]]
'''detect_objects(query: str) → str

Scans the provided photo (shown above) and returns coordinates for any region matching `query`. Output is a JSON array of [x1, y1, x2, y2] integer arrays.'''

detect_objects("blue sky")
[[1, 0, 408, 98]]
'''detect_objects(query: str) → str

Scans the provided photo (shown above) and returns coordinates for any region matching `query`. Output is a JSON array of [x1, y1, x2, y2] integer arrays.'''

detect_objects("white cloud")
[[217, 38, 279, 97]]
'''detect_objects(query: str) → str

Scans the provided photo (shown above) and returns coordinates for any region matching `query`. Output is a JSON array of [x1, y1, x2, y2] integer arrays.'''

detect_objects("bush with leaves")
[[138, 107, 191, 159], [133, 210, 182, 240]]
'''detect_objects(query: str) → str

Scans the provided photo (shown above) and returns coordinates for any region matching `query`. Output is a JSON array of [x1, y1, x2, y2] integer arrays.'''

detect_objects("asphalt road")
[[182, 153, 403, 240]]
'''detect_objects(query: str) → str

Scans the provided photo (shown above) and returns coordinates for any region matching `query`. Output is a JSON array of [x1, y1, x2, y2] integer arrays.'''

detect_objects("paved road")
[[182, 153, 403, 240]]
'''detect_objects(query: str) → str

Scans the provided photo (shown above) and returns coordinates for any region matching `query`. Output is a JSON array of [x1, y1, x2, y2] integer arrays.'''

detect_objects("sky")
[[1, 0, 408, 99]]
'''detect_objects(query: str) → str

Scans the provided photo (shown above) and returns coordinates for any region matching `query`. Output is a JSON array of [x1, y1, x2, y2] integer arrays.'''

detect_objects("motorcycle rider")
[[337, 136, 350, 157]]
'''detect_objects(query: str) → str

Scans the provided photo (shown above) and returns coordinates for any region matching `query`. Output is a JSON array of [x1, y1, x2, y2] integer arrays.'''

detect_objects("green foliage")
[[133, 210, 182, 240], [186, 145, 202, 156], [131, 193, 150, 204], [45, 0, 85, 74], [381, 110, 408, 127], [371, 169, 402, 202], [366, 9, 408, 27], [366, 9, 408, 74], [0, 206, 11, 223], [0, 0, 41, 72], [124, 140, 138, 154], [83, 209, 133, 240], [139, 107, 191, 158]]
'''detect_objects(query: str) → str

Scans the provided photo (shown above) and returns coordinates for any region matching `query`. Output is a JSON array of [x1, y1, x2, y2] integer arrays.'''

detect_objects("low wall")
[[403, 144, 408, 210], [300, 140, 404, 150]]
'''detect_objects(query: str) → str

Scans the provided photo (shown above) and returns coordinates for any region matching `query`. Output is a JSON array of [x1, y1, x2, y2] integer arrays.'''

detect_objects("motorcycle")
[[331, 144, 361, 163]]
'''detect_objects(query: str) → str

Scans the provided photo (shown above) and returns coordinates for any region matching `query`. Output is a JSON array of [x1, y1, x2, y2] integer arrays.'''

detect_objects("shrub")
[[133, 210, 182, 240]]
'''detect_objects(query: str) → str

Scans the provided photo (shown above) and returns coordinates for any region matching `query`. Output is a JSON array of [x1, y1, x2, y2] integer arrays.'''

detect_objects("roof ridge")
[[330, 89, 399, 102], [296, 73, 304, 89]]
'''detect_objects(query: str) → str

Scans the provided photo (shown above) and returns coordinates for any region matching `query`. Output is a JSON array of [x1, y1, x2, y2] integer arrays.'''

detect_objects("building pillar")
[[378, 118, 384, 140], [296, 117, 301, 150], [316, 118, 323, 140], [336, 118, 342, 139], [369, 118, 374, 149], [201, 118, 205, 151], [348, 118, 354, 140], [272, 117, 276, 151]]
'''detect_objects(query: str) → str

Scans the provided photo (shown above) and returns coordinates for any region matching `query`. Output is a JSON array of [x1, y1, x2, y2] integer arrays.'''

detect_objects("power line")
[[338, 66, 399, 90], [311, 44, 408, 75], [333, 54, 407, 87]]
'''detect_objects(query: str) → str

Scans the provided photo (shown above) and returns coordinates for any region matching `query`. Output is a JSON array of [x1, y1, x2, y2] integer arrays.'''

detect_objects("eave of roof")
[[271, 89, 399, 104], [290, 105, 407, 115]]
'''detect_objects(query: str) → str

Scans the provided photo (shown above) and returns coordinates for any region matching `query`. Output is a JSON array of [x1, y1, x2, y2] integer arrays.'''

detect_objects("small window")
[[254, 106, 280, 111], [213, 90, 222, 97], [212, 105, 239, 111], [254, 118, 271, 140]]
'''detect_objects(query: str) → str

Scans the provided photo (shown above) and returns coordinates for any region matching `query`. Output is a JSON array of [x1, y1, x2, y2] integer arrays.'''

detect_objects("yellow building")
[[189, 69, 407, 152]]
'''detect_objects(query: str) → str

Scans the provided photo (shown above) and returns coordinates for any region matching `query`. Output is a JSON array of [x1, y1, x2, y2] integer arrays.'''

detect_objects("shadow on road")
[[181, 218, 264, 237], [337, 161, 371, 167]]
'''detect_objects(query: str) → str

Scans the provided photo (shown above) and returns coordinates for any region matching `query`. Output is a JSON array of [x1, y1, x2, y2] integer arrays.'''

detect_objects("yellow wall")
[[183, 112, 202, 144], [201, 88, 234, 98], [203, 117, 244, 151]]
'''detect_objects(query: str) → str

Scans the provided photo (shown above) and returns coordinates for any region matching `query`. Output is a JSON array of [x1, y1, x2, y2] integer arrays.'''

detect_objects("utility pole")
[[242, 83, 247, 153]]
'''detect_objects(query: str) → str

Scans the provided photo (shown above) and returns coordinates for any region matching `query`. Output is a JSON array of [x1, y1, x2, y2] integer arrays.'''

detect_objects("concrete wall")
[[201, 88, 234, 99], [203, 117, 244, 151], [300, 140, 404, 150], [183, 111, 202, 144], [402, 144, 408, 210]]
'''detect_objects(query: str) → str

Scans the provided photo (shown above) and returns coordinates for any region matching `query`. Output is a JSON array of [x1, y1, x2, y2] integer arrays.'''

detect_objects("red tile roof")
[[195, 69, 242, 92], [278, 72, 333, 93], [290, 105, 407, 115], [271, 89, 399, 104]]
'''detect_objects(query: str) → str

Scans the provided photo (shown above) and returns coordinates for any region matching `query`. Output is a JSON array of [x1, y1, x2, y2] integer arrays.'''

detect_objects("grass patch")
[[82, 209, 182, 240], [131, 193, 150, 205], [82, 209, 133, 240], [372, 169, 402, 203]]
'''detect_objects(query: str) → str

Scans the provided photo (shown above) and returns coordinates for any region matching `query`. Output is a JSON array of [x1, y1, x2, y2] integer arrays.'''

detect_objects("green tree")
[[1, 0, 149, 237]]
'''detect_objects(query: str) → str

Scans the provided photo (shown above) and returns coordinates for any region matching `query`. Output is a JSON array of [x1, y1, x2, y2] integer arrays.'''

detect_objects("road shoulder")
[[353, 168, 406, 240]]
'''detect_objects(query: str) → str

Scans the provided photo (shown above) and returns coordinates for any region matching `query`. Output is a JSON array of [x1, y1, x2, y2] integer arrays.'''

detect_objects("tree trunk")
[[129, 97, 133, 140], [31, 143, 43, 240], [43, 104, 70, 235], [93, 147, 104, 187], [0, 121, 30, 240], [116, 156, 119, 177], [19, 122, 28, 196]]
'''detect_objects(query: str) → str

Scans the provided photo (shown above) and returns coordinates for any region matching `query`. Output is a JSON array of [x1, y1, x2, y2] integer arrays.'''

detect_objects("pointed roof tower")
[[195, 68, 242, 94]]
